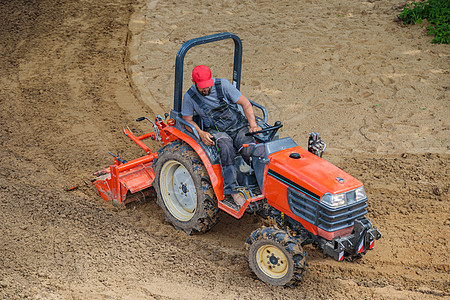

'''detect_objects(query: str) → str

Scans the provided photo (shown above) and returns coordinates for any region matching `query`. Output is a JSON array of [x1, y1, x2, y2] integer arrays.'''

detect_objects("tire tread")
[[154, 140, 218, 235], [245, 226, 308, 286]]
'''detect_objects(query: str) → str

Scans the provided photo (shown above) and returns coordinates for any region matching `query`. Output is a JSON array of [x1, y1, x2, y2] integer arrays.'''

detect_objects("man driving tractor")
[[93, 33, 382, 286], [181, 65, 261, 207]]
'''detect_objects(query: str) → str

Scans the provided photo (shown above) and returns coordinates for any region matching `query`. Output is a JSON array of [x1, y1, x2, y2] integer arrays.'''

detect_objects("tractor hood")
[[267, 146, 362, 199]]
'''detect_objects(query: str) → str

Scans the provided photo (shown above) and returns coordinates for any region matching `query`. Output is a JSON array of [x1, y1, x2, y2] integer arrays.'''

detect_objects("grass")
[[399, 0, 450, 44]]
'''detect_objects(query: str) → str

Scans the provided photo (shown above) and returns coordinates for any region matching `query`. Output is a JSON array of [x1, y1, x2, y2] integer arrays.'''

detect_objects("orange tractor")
[[93, 32, 381, 286]]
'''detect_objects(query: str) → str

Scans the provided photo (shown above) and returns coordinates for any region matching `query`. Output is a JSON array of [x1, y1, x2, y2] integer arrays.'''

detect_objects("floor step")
[[221, 197, 241, 211]]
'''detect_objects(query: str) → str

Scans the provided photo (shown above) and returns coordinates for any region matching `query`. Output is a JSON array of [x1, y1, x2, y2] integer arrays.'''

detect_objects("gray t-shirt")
[[181, 78, 242, 128]]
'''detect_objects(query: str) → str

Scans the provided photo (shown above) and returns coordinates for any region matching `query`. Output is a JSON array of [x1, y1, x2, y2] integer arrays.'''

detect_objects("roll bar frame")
[[172, 32, 243, 113]]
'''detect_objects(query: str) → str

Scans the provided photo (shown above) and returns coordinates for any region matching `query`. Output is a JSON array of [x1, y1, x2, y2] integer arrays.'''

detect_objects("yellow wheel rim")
[[256, 244, 288, 279]]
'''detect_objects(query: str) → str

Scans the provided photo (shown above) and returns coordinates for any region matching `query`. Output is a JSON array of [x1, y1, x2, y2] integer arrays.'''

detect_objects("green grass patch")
[[399, 0, 450, 44]]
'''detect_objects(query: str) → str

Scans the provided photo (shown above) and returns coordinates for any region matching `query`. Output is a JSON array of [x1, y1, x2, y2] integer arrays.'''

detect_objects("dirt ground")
[[0, 0, 448, 299]]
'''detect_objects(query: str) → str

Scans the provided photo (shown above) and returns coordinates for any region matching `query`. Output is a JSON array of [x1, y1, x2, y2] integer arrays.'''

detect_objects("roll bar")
[[173, 32, 243, 113]]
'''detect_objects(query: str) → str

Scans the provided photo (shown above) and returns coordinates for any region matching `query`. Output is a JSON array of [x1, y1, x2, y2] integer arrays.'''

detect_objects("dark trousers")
[[208, 126, 254, 195]]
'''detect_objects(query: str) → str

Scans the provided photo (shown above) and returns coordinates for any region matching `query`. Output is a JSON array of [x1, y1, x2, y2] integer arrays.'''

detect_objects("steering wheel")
[[245, 121, 283, 142]]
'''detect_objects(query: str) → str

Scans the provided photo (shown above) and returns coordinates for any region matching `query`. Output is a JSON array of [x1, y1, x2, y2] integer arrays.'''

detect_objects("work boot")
[[231, 192, 246, 207]]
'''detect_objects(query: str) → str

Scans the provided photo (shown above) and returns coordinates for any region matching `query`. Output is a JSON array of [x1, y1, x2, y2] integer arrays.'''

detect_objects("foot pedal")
[[221, 196, 241, 211]]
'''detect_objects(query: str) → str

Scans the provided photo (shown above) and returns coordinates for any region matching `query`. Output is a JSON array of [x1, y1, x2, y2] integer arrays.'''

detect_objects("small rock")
[[432, 187, 442, 196]]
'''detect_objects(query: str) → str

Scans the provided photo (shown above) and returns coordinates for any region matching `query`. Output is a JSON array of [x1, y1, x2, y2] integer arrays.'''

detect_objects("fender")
[[162, 126, 225, 201]]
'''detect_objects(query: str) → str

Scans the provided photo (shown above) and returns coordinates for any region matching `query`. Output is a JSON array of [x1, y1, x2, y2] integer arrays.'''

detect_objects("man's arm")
[[236, 95, 262, 133], [182, 115, 215, 146]]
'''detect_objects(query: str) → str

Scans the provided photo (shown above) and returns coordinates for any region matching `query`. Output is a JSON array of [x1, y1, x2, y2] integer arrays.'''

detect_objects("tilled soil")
[[0, 0, 448, 299]]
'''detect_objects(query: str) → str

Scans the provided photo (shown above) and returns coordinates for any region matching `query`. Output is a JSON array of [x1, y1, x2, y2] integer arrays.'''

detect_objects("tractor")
[[93, 32, 381, 286]]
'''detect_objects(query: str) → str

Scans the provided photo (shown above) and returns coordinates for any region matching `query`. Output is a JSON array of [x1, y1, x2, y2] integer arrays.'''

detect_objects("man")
[[182, 65, 261, 207]]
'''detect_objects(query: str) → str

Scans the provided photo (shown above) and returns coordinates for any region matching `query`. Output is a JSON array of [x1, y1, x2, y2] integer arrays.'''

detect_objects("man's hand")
[[199, 130, 215, 146], [249, 126, 262, 133], [236, 95, 262, 134], [182, 115, 215, 146]]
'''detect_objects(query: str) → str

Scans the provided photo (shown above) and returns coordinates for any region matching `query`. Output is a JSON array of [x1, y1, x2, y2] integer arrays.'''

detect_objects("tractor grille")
[[287, 188, 368, 232]]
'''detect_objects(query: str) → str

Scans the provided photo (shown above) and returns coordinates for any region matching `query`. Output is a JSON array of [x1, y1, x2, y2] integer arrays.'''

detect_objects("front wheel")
[[153, 141, 218, 235], [245, 227, 308, 286]]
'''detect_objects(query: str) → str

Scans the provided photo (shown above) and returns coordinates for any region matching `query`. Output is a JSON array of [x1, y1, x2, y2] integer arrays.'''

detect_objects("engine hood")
[[267, 146, 362, 199]]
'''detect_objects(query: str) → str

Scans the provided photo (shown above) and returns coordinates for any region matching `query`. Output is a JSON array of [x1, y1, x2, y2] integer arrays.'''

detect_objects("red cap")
[[192, 65, 214, 89]]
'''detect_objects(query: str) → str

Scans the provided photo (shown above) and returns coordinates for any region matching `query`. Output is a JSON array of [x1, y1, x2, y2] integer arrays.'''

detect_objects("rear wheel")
[[245, 227, 308, 286], [153, 141, 218, 234]]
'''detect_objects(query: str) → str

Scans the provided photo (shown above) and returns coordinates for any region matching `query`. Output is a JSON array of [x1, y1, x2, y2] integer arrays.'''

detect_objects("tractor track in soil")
[[0, 0, 448, 299]]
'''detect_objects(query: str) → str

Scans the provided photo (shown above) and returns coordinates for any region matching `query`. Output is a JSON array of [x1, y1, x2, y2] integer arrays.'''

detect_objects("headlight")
[[320, 192, 346, 208], [320, 186, 367, 208], [355, 186, 366, 201]]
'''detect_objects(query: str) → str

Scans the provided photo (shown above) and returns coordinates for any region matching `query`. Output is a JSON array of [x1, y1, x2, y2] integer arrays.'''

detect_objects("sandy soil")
[[0, 0, 448, 299]]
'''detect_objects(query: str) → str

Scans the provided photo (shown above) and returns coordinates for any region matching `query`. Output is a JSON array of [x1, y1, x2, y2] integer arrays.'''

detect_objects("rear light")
[[167, 118, 176, 126]]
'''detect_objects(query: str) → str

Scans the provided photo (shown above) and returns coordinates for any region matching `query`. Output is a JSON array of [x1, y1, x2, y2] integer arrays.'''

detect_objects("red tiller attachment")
[[93, 117, 172, 206], [93, 153, 157, 206]]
